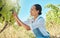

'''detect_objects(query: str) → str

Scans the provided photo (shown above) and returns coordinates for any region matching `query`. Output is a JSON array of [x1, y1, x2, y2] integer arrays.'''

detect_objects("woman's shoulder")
[[38, 16, 45, 22]]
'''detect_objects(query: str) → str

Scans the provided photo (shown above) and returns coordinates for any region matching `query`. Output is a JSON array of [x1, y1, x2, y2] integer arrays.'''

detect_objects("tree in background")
[[45, 4, 60, 37]]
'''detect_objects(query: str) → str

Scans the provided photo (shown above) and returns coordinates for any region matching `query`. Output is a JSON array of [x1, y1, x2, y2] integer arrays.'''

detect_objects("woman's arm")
[[13, 11, 31, 30]]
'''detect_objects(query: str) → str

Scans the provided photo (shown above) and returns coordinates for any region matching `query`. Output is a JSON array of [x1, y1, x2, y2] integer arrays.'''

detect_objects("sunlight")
[[11, 0, 17, 3]]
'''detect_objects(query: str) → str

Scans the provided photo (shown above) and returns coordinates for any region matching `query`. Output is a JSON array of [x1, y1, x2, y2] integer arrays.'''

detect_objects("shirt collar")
[[30, 15, 42, 22], [35, 15, 42, 21]]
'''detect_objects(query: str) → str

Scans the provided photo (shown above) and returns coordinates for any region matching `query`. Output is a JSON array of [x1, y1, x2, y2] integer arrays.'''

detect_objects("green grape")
[[0, 14, 2, 17], [2, 16, 5, 21], [0, 5, 5, 11]]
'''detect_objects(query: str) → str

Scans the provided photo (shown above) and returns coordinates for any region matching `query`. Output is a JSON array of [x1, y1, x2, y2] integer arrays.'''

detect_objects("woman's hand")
[[12, 11, 18, 19], [12, 11, 31, 30], [12, 11, 21, 26]]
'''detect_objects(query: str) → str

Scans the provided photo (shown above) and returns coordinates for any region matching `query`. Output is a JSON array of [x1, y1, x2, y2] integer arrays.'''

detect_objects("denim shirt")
[[24, 15, 50, 37]]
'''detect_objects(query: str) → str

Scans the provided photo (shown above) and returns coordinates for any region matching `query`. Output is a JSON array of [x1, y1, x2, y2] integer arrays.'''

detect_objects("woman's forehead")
[[31, 6, 36, 9]]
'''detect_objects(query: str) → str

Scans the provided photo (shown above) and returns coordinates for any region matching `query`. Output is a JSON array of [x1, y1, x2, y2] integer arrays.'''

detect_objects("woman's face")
[[30, 6, 39, 16]]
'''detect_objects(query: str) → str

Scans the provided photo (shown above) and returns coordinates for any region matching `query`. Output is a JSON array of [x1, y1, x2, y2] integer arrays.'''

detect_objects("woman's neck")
[[34, 15, 39, 20]]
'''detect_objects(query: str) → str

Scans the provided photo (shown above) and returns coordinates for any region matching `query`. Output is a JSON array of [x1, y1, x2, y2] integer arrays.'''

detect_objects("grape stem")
[[0, 21, 8, 33]]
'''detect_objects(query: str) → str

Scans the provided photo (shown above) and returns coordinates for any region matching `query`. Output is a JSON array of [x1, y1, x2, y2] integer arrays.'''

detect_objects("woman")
[[13, 4, 50, 38]]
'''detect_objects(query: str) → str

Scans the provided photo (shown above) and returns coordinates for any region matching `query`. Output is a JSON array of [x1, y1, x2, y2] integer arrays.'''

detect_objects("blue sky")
[[18, 0, 60, 21]]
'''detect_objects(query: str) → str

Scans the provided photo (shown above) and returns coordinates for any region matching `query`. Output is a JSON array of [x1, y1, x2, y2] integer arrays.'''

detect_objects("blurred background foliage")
[[45, 4, 60, 38]]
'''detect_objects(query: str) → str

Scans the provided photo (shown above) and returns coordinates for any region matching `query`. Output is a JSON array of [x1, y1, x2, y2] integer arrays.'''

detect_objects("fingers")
[[10, 9, 18, 18], [10, 9, 15, 14], [13, 11, 17, 16]]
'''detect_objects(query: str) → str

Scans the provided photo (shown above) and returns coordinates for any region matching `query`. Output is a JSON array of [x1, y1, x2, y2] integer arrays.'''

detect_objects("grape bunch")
[[0, 0, 20, 33], [0, 0, 20, 23]]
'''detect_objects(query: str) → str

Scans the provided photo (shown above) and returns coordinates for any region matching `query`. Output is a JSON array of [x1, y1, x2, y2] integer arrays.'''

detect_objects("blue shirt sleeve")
[[31, 17, 45, 30], [23, 19, 32, 27]]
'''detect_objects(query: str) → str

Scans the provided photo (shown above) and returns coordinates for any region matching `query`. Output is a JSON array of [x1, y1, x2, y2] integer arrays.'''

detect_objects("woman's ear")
[[37, 10, 39, 13]]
